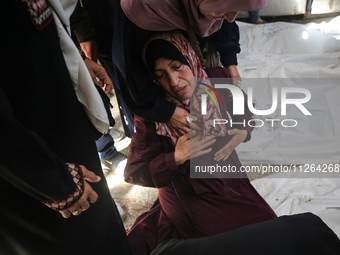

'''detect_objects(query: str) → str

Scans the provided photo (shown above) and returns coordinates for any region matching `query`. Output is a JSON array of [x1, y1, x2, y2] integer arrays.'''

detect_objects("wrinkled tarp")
[[235, 16, 340, 165], [235, 17, 340, 238], [252, 171, 340, 238]]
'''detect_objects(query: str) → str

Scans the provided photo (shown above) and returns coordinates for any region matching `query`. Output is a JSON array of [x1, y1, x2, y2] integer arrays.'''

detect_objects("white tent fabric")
[[235, 16, 340, 165]]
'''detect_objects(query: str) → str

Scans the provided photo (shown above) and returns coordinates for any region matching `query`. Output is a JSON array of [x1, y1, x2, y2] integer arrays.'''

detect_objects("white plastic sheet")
[[252, 171, 340, 238], [235, 17, 340, 165], [237, 18, 340, 237]]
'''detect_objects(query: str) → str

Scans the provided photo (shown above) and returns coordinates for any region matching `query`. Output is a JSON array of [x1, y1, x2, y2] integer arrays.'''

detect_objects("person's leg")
[[151, 213, 340, 255], [109, 128, 124, 142], [307, 0, 314, 13], [96, 133, 127, 170], [96, 133, 117, 160], [248, 10, 264, 24], [248, 10, 260, 22]]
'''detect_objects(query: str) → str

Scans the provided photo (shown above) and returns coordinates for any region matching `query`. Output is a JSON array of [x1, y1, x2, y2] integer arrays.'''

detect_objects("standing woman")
[[0, 1, 131, 254], [80, 0, 266, 135], [121, 0, 266, 79]]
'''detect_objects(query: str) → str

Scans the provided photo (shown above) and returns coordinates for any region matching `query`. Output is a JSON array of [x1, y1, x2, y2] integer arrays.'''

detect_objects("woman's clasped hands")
[[174, 127, 248, 165]]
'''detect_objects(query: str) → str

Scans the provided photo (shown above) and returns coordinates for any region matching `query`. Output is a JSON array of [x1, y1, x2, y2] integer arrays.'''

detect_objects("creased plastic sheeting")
[[235, 77, 340, 165], [235, 16, 340, 165], [238, 16, 340, 55], [238, 17, 340, 240], [251, 171, 340, 238]]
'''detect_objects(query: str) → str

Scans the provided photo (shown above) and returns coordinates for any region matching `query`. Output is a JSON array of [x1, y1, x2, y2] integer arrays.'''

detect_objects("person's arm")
[[74, 1, 190, 134], [0, 88, 100, 218], [112, 2, 193, 132], [77, 0, 175, 122], [70, 1, 99, 62], [209, 20, 240, 67], [214, 89, 254, 162], [70, 2, 112, 94], [125, 117, 215, 187], [208, 21, 241, 84], [124, 117, 186, 188], [227, 89, 254, 141], [113, 22, 176, 122], [84, 57, 113, 94], [70, 1, 96, 47]]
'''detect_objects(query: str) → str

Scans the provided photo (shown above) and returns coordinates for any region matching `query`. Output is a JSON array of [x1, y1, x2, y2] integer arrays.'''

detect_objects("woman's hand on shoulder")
[[166, 107, 190, 137], [166, 107, 200, 136]]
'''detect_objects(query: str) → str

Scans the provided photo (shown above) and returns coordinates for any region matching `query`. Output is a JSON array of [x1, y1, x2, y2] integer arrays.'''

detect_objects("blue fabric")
[[96, 133, 117, 160], [248, 10, 260, 22], [205, 20, 240, 66]]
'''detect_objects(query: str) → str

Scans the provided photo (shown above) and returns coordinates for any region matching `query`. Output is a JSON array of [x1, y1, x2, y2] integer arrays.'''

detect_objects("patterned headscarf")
[[143, 31, 227, 144]]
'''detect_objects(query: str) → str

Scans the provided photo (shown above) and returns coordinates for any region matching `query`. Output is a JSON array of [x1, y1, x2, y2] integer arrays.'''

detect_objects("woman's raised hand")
[[214, 129, 247, 162], [174, 131, 216, 165], [166, 107, 200, 137]]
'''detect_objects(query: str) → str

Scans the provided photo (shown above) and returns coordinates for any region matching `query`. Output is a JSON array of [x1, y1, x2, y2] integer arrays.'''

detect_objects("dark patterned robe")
[[0, 1, 131, 254]]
